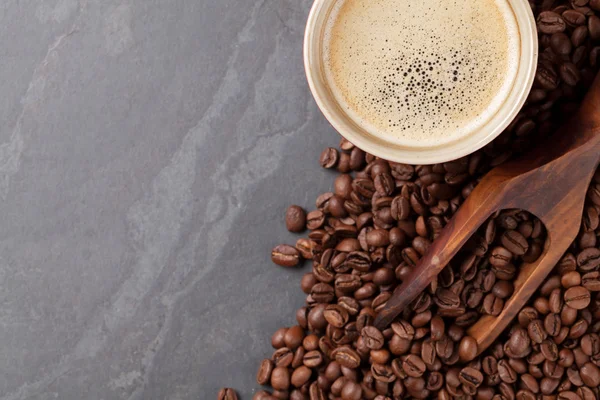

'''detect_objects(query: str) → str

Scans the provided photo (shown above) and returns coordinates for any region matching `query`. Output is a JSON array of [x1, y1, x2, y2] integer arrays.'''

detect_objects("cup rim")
[[304, 0, 539, 165]]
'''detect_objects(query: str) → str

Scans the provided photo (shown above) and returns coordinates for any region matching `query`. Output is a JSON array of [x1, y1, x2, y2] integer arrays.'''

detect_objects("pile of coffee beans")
[[217, 0, 600, 399]]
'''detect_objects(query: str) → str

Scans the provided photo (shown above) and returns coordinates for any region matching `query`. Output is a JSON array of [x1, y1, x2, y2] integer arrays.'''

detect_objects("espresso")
[[323, 0, 520, 147]]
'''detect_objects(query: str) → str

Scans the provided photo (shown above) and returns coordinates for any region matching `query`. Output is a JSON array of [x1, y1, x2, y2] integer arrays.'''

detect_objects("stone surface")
[[0, 0, 336, 398]]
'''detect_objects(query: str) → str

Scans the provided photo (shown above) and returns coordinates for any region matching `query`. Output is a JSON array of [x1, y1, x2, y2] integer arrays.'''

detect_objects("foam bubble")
[[322, 0, 520, 147]]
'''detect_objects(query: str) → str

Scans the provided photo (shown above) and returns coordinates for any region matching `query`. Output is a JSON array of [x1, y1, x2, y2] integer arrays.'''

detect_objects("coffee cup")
[[304, 0, 538, 164]]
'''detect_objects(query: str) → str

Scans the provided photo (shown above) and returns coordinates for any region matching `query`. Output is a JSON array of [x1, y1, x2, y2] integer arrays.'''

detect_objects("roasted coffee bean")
[[538, 11, 567, 33], [580, 362, 600, 387], [536, 63, 560, 90], [490, 246, 513, 267], [508, 327, 531, 358], [257, 359, 275, 385], [371, 363, 395, 383], [435, 288, 461, 309], [332, 347, 361, 369], [324, 305, 349, 328], [403, 355, 426, 378], [391, 320, 415, 341], [562, 271, 582, 289], [498, 360, 518, 384], [563, 9, 586, 26], [581, 334, 600, 356], [459, 367, 484, 388], [550, 288, 564, 313], [501, 230, 529, 256], [344, 251, 371, 272], [361, 326, 384, 350], [308, 304, 327, 331], [493, 280, 515, 299], [589, 15, 600, 39], [519, 307, 539, 327], [458, 336, 478, 362], [564, 286, 591, 309], [287, 205, 307, 233], [272, 328, 289, 349], [311, 283, 335, 303], [272, 245, 301, 267], [529, 319, 548, 344], [320, 148, 339, 169], [545, 313, 563, 336], [291, 366, 312, 388], [561, 62, 582, 86], [303, 334, 319, 351], [541, 340, 560, 361], [577, 248, 600, 271], [273, 347, 294, 368], [271, 367, 291, 391], [218, 388, 238, 400]]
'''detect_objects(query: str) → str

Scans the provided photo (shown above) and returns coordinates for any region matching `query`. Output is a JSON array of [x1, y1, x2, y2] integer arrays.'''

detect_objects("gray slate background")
[[0, 0, 335, 398]]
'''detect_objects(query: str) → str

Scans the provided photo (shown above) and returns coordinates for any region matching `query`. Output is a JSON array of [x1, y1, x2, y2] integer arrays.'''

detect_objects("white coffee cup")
[[304, 0, 538, 165]]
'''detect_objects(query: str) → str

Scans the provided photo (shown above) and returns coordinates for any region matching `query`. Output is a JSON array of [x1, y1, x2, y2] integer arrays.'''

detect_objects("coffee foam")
[[323, 0, 520, 147]]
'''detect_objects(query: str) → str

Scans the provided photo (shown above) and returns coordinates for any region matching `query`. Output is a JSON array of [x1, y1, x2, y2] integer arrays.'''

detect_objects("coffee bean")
[[580, 362, 600, 387], [536, 63, 560, 90], [391, 320, 415, 340], [320, 148, 339, 169], [337, 153, 351, 173], [252, 390, 274, 400], [545, 313, 563, 336], [324, 305, 349, 328], [458, 336, 478, 362], [308, 304, 327, 331], [483, 293, 504, 316], [490, 246, 513, 267], [577, 248, 600, 270], [361, 326, 384, 350], [286, 205, 307, 233], [218, 388, 238, 400], [344, 251, 371, 272], [550, 288, 564, 313], [501, 230, 529, 256], [272, 328, 288, 349], [403, 355, 426, 378], [390, 196, 411, 221], [498, 359, 518, 384], [273, 347, 294, 368], [569, 319, 589, 339], [493, 280, 514, 299], [303, 334, 319, 352], [563, 9, 587, 26], [434, 288, 461, 309], [291, 366, 312, 388], [561, 62, 582, 86], [272, 245, 301, 267], [589, 15, 600, 39], [308, 381, 325, 400], [258, 359, 275, 385], [508, 328, 531, 358], [311, 283, 335, 303], [538, 11, 567, 33], [271, 366, 291, 391], [459, 367, 483, 387], [564, 286, 591, 309], [541, 340, 560, 361], [332, 347, 361, 369], [371, 363, 395, 383], [340, 380, 362, 400], [366, 229, 390, 247]]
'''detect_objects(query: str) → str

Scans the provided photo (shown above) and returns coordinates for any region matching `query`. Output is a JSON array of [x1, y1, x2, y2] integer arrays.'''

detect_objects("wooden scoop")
[[374, 72, 600, 360]]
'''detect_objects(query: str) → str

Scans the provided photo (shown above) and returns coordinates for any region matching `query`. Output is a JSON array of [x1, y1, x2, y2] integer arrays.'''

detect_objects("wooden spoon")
[[374, 72, 600, 360]]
